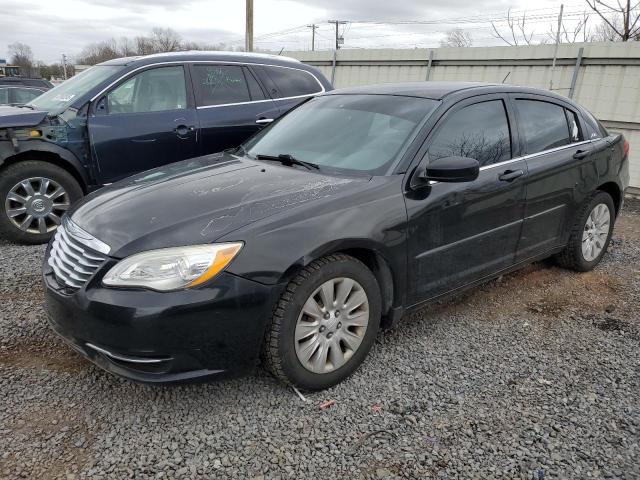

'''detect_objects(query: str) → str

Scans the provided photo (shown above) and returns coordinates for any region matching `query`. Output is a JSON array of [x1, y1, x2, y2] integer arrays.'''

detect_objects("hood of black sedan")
[[70, 153, 364, 257], [0, 106, 48, 128]]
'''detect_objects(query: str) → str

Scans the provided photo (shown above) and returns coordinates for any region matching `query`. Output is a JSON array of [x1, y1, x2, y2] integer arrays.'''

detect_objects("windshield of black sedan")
[[245, 94, 438, 174], [27, 65, 123, 114]]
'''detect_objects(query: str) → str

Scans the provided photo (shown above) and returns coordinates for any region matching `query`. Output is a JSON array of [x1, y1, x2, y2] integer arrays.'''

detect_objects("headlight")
[[102, 243, 243, 291]]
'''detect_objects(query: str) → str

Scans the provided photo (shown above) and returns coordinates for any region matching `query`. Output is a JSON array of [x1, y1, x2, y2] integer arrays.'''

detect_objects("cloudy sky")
[[2, 0, 591, 64]]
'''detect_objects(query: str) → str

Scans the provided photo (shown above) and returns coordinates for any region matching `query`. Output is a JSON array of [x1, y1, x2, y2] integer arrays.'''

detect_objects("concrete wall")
[[285, 43, 640, 192]]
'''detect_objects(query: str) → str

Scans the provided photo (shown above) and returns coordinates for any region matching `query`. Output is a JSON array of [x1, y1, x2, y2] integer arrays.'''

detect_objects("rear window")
[[262, 66, 323, 98]]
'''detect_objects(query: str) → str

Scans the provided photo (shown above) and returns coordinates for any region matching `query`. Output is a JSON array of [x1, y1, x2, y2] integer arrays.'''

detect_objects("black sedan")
[[43, 82, 630, 390]]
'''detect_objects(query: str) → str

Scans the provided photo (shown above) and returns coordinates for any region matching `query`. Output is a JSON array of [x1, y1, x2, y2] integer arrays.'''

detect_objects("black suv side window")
[[515, 99, 574, 154], [262, 66, 322, 98], [192, 65, 256, 106], [428, 100, 512, 167]]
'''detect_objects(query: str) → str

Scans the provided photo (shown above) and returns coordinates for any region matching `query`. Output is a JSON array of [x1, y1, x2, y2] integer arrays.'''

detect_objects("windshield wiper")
[[255, 153, 319, 170], [18, 104, 35, 110]]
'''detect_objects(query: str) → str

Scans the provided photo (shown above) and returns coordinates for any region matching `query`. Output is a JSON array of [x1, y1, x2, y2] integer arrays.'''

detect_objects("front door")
[[88, 65, 199, 184], [405, 95, 527, 304]]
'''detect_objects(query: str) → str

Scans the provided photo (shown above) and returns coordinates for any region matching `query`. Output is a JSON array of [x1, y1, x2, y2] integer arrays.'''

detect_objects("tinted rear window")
[[263, 66, 323, 98], [515, 100, 571, 154]]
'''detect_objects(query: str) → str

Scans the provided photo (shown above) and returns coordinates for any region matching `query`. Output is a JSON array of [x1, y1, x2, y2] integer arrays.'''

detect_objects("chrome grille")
[[48, 224, 107, 289]]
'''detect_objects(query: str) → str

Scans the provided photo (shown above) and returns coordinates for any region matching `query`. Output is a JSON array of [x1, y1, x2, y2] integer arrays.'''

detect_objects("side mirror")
[[414, 156, 480, 186]]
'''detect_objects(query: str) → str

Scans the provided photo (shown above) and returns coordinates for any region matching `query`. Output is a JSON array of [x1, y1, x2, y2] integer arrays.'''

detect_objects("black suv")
[[0, 52, 331, 244], [0, 77, 52, 107]]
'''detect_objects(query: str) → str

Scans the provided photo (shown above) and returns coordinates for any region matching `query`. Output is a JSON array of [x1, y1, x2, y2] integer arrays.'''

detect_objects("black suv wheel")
[[0, 161, 83, 244]]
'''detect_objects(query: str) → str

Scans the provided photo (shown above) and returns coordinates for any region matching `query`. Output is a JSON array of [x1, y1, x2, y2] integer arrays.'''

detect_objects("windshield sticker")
[[53, 93, 76, 102]]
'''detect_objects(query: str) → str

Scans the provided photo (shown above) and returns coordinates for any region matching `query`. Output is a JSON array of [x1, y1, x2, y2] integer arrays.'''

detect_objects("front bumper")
[[43, 261, 282, 383]]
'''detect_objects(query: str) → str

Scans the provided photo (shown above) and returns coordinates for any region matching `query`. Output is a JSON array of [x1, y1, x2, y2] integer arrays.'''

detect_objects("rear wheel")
[[0, 161, 83, 244], [263, 254, 381, 390], [555, 191, 615, 272]]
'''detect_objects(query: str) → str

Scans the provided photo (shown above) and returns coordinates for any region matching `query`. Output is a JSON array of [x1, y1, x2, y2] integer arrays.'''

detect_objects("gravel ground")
[[1, 200, 639, 480]]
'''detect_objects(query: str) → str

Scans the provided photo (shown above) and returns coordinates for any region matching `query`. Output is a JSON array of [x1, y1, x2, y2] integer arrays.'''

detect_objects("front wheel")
[[0, 160, 83, 244], [555, 191, 615, 272], [263, 254, 381, 391]]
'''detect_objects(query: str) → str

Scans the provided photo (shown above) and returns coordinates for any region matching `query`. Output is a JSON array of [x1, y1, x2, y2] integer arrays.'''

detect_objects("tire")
[[263, 253, 382, 391], [554, 191, 615, 272], [0, 160, 83, 244]]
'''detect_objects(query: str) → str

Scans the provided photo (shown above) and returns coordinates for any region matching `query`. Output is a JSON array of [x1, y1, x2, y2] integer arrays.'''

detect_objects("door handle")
[[498, 169, 524, 182], [256, 118, 274, 125], [573, 149, 591, 159], [175, 125, 195, 136]]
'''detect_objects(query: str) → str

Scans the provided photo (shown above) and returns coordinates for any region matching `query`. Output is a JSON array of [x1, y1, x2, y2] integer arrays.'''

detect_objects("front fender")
[[221, 175, 409, 306], [0, 139, 91, 189]]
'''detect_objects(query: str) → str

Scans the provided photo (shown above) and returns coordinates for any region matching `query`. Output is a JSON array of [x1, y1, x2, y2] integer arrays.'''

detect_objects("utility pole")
[[245, 0, 254, 52], [307, 24, 318, 51], [549, 3, 563, 91], [61, 53, 68, 80], [328, 20, 347, 50]]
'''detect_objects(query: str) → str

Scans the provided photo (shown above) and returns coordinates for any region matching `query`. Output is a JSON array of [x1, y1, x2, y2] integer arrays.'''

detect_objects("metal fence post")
[[331, 49, 337, 86], [568, 47, 584, 99], [425, 50, 434, 81]]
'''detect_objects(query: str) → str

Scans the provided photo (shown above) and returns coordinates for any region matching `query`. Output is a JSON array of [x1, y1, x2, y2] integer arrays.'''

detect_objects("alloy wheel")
[[4, 177, 70, 234], [294, 277, 370, 374], [582, 203, 610, 262]]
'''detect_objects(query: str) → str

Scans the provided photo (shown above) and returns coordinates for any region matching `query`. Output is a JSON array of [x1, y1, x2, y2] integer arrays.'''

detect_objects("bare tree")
[[8, 42, 34, 76], [76, 39, 119, 65], [491, 9, 535, 46], [586, 0, 640, 41], [440, 29, 473, 47], [590, 16, 624, 40], [546, 12, 591, 43], [150, 28, 182, 52]]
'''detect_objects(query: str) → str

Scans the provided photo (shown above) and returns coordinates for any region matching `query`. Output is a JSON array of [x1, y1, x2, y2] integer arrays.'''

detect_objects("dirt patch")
[[0, 340, 87, 374]]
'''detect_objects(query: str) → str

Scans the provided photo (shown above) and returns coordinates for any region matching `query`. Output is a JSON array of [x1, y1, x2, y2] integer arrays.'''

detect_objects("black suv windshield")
[[27, 65, 123, 114], [245, 94, 438, 175]]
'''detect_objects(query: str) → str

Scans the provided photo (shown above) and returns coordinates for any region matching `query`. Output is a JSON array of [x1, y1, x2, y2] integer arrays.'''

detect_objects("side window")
[[107, 66, 187, 114], [565, 109, 583, 143], [244, 67, 266, 101], [0, 88, 8, 104], [192, 65, 251, 106], [14, 88, 42, 104], [515, 100, 571, 154], [263, 66, 322, 98], [428, 100, 512, 167]]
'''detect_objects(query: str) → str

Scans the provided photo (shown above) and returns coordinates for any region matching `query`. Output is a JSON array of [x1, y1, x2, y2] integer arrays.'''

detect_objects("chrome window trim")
[[0, 86, 46, 91], [89, 60, 325, 106], [427, 139, 593, 185], [479, 139, 593, 171]]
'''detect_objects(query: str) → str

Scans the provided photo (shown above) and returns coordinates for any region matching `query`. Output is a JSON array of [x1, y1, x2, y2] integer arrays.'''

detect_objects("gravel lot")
[[1, 200, 639, 480]]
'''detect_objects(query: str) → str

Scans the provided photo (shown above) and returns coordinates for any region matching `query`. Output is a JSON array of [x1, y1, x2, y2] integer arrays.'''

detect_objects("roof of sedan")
[[98, 51, 303, 68], [323, 81, 516, 100]]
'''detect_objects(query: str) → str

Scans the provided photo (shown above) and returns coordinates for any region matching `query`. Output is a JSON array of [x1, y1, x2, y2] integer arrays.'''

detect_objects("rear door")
[[405, 94, 528, 303], [88, 64, 199, 184], [251, 64, 325, 115], [190, 63, 280, 155], [511, 95, 595, 261]]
